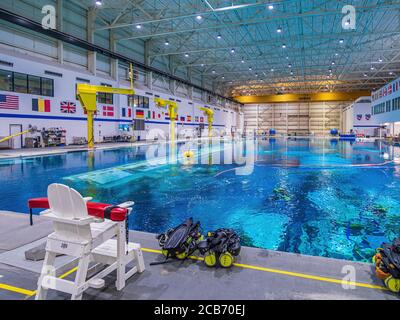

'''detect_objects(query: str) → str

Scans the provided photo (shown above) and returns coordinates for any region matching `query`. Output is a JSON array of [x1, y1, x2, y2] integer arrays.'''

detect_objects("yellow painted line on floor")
[[141, 247, 387, 291], [0, 283, 36, 296], [0, 246, 387, 298], [0, 267, 80, 298], [59, 267, 78, 279]]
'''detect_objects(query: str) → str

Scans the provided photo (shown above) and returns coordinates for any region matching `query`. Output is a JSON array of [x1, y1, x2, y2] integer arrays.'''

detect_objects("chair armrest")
[[117, 201, 135, 209], [41, 211, 96, 225]]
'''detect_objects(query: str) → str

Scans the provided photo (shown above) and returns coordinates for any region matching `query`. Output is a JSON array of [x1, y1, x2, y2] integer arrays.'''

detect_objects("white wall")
[[344, 97, 380, 136], [371, 76, 400, 124], [0, 48, 238, 147]]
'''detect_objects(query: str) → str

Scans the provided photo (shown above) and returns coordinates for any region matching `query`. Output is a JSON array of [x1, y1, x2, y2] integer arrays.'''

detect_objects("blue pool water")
[[1, 138, 400, 262]]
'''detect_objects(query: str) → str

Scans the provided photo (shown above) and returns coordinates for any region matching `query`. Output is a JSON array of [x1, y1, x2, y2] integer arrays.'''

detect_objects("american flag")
[[60, 101, 76, 113], [0, 94, 19, 110]]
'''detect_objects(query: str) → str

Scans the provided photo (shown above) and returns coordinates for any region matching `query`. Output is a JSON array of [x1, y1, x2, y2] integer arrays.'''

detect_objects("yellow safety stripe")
[[141, 248, 387, 291], [0, 283, 36, 296], [0, 246, 387, 298]]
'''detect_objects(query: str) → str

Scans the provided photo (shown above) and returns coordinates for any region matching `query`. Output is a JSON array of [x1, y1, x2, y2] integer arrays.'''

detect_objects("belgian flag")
[[32, 98, 51, 112]]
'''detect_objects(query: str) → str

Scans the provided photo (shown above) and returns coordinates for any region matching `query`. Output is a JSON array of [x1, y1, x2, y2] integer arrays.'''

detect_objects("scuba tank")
[[372, 238, 400, 293], [150, 218, 202, 266], [198, 228, 241, 268]]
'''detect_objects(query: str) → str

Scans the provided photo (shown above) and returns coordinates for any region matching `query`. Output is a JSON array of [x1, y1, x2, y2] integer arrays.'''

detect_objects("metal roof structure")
[[19, 0, 400, 98]]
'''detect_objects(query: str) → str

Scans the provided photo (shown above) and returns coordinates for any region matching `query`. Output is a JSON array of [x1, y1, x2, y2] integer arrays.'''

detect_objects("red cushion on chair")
[[28, 198, 50, 209], [28, 198, 128, 222], [86, 203, 127, 222]]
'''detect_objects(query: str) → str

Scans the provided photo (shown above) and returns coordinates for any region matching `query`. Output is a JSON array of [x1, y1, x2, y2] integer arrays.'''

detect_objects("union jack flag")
[[60, 101, 76, 113]]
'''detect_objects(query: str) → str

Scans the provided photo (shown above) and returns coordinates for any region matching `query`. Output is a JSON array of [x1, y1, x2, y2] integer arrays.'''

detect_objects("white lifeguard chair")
[[36, 183, 145, 300]]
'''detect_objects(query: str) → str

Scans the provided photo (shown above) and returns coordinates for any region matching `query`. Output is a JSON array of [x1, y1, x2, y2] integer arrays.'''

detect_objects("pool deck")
[[0, 211, 398, 300], [0, 136, 383, 160], [0, 141, 161, 159]]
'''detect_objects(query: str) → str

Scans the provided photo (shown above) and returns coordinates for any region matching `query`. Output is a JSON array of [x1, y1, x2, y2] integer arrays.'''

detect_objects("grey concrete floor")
[[0, 212, 398, 300], [0, 141, 148, 159], [0, 137, 206, 159]]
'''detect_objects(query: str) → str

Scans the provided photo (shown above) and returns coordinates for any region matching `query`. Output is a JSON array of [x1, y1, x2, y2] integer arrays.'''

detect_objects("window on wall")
[[97, 83, 113, 104], [41, 78, 54, 97], [14, 72, 28, 93], [143, 96, 149, 108], [133, 119, 145, 130], [98, 92, 113, 104], [0, 69, 12, 91], [386, 101, 391, 112], [28, 75, 41, 95], [0, 69, 54, 96], [128, 94, 149, 109]]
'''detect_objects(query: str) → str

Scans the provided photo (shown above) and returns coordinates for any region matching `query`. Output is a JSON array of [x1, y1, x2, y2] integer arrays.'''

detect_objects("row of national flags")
[[0, 95, 206, 122]]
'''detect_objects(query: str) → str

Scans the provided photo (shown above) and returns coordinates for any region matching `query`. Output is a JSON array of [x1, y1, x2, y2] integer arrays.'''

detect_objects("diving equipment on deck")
[[373, 238, 400, 293], [35, 183, 145, 300], [150, 218, 202, 266], [198, 228, 241, 268]]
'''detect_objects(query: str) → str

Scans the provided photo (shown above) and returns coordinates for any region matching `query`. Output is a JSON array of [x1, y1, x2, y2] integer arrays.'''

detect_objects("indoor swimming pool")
[[1, 138, 400, 262]]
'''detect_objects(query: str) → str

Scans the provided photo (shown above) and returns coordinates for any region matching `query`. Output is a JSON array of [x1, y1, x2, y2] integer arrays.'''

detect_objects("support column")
[[168, 56, 175, 95], [110, 29, 118, 80], [57, 0, 64, 64], [87, 8, 97, 75], [144, 40, 153, 90], [201, 75, 207, 102], [187, 67, 193, 100]]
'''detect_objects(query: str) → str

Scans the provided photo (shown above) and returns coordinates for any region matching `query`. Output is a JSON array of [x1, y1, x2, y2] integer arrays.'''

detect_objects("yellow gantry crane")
[[198, 106, 214, 138], [77, 64, 135, 149], [154, 98, 179, 143]]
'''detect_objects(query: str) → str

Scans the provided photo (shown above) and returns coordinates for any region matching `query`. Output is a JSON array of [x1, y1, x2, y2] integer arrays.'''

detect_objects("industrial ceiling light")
[[241, 59, 245, 63], [231, 48, 235, 53], [282, 44, 287, 48], [389, 72, 394, 75], [335, 53, 339, 56], [277, 27, 282, 33], [136, 24, 142, 29], [370, 66, 375, 70], [222, 76, 225, 79], [184, 53, 189, 58], [164, 40, 169, 46], [217, 34, 222, 39], [364, 73, 368, 77], [288, 63, 292, 68], [379, 58, 383, 62], [268, 4, 274, 10], [339, 39, 344, 44], [271, 68, 274, 72], [331, 61, 335, 65], [212, 70, 216, 74], [201, 63, 204, 67], [249, 67, 252, 71], [255, 73, 258, 77], [95, 0, 102, 6], [196, 15, 203, 20]]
